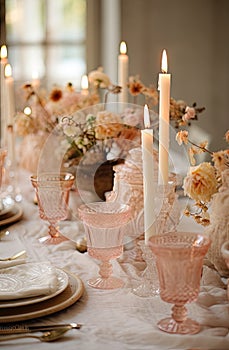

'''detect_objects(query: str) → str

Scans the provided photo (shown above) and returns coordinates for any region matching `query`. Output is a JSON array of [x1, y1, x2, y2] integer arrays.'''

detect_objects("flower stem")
[[188, 140, 213, 155]]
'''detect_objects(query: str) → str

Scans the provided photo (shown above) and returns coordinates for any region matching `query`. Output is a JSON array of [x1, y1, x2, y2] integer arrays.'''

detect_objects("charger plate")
[[0, 271, 84, 323], [0, 204, 23, 227]]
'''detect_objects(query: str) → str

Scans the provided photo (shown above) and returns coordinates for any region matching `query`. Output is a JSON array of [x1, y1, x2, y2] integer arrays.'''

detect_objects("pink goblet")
[[78, 202, 132, 289], [31, 172, 75, 244], [149, 231, 211, 334]]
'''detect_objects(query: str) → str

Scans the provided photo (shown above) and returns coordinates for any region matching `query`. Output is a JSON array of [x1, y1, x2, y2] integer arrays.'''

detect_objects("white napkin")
[[0, 262, 58, 300], [0, 259, 26, 269]]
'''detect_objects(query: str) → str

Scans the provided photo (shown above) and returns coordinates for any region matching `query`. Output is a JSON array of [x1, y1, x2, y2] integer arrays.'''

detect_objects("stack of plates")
[[0, 200, 23, 227], [0, 265, 84, 322]]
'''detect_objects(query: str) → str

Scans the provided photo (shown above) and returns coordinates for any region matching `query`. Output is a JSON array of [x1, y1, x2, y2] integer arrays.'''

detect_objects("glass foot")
[[88, 276, 124, 290], [157, 317, 200, 334], [39, 234, 69, 245]]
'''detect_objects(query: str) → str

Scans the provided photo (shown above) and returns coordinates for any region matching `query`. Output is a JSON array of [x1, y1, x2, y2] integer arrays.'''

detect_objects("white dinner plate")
[[0, 267, 69, 308], [0, 204, 23, 227], [0, 272, 84, 322]]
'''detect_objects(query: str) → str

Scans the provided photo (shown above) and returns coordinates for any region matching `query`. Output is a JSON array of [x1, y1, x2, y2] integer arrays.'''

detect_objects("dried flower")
[[212, 150, 229, 174], [95, 111, 123, 140], [176, 130, 189, 145], [183, 162, 218, 203], [49, 87, 63, 102], [188, 147, 197, 166], [127, 76, 145, 96]]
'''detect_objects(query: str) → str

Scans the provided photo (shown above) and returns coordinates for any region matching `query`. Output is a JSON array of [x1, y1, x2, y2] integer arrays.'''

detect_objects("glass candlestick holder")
[[132, 240, 160, 297], [132, 179, 180, 297]]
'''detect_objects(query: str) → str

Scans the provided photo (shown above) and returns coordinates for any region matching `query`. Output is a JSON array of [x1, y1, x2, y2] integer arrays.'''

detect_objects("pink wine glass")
[[78, 201, 132, 289], [31, 172, 75, 244], [149, 231, 211, 334]]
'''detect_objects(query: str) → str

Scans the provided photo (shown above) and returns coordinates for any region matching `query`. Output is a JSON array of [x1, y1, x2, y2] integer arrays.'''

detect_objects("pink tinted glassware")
[[31, 172, 75, 244], [149, 231, 211, 334], [78, 201, 132, 289]]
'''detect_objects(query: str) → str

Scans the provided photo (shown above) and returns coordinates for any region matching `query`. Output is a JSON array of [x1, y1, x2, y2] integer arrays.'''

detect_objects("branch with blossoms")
[[176, 129, 229, 225], [170, 99, 205, 128], [127, 76, 205, 127], [22, 84, 56, 132], [127, 75, 158, 107], [88, 67, 122, 107]]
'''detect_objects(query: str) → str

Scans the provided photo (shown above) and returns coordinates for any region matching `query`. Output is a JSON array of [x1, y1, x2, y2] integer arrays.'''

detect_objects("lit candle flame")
[[144, 104, 150, 128], [161, 49, 168, 73], [24, 106, 32, 116], [120, 41, 127, 55], [4, 63, 12, 78], [0, 45, 7, 59], [81, 74, 88, 90]]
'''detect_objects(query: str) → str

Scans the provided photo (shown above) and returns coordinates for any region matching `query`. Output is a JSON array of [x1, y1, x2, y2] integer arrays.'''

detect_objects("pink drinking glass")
[[149, 231, 211, 334], [78, 201, 132, 289], [31, 172, 75, 244]]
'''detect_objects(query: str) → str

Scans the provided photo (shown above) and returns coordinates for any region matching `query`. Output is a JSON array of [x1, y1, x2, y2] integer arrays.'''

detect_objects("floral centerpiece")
[[15, 67, 205, 174]]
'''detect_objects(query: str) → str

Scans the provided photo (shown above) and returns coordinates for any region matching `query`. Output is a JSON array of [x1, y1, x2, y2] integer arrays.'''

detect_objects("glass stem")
[[171, 304, 187, 323], [99, 261, 112, 279], [48, 224, 60, 238]]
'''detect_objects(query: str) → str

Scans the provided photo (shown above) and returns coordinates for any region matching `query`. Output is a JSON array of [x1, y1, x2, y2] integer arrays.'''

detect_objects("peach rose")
[[95, 111, 123, 139], [183, 162, 218, 202]]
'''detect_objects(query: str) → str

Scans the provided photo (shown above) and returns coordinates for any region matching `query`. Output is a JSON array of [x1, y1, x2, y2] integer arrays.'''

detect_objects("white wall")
[[121, 0, 229, 152]]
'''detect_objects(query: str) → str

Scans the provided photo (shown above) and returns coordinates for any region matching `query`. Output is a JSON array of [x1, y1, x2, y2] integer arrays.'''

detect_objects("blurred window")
[[5, 0, 86, 87]]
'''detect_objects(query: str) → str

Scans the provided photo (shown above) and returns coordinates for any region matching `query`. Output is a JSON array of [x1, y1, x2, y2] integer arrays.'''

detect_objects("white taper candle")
[[141, 105, 156, 244], [158, 49, 171, 185]]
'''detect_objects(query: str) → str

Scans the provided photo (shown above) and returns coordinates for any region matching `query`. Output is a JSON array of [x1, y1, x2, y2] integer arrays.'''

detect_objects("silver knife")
[[0, 322, 82, 334]]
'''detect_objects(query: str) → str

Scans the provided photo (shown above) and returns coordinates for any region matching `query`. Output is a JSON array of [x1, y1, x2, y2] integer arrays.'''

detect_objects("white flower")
[[183, 162, 218, 202], [63, 124, 79, 137], [182, 106, 196, 122], [88, 67, 111, 89]]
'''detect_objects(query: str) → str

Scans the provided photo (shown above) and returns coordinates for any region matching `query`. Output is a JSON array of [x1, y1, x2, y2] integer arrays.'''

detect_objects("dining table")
[[0, 168, 229, 350]]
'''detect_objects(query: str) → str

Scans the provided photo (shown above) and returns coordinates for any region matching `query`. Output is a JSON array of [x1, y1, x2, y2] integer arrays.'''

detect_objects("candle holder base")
[[132, 180, 180, 298], [132, 241, 160, 297]]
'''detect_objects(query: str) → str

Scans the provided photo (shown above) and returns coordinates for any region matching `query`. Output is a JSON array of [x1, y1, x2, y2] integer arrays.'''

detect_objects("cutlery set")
[[0, 323, 82, 342], [0, 248, 83, 342]]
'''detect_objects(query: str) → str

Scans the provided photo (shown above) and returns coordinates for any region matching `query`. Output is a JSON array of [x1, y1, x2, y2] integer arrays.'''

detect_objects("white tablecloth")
[[0, 170, 229, 350]]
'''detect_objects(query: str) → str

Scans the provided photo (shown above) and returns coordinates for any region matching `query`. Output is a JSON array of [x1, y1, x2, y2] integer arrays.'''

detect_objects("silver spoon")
[[0, 327, 72, 342]]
